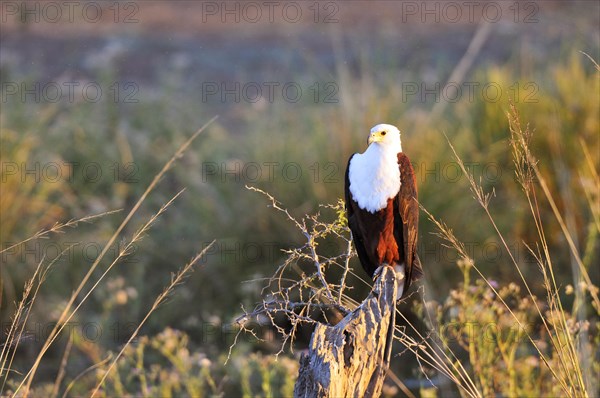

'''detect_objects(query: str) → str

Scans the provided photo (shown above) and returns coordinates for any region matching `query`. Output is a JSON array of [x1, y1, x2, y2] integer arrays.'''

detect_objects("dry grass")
[[1, 117, 218, 397], [230, 104, 599, 397], [1, 46, 597, 396], [90, 241, 215, 397]]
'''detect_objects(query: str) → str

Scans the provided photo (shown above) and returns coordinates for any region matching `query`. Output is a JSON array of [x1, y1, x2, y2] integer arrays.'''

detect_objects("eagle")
[[345, 123, 423, 299]]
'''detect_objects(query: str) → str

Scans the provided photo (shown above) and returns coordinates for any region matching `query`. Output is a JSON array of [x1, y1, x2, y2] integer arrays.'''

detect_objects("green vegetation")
[[1, 43, 598, 396]]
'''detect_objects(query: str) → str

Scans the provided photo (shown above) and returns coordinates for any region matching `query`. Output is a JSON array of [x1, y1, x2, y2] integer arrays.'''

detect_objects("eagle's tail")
[[411, 253, 424, 282]]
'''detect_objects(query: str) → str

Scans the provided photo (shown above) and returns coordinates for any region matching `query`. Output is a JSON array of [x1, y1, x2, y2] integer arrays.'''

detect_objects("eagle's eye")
[[381, 131, 387, 135]]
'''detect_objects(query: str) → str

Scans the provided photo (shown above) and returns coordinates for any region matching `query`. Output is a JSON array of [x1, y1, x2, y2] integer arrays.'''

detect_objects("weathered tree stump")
[[294, 266, 398, 398]]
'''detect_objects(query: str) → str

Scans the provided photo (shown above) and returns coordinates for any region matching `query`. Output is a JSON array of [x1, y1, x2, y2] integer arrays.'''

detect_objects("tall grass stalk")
[[507, 104, 594, 394], [426, 103, 594, 397], [0, 245, 78, 394], [421, 205, 570, 396], [50, 332, 73, 398], [12, 116, 217, 396], [90, 241, 215, 397], [0, 210, 122, 257], [1, 257, 44, 392]]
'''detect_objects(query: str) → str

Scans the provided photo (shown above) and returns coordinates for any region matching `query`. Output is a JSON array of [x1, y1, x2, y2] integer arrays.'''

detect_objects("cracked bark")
[[294, 266, 398, 398]]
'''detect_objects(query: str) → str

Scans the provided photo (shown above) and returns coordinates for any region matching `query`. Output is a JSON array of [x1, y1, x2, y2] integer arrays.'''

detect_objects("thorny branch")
[[228, 187, 483, 398], [229, 188, 361, 360]]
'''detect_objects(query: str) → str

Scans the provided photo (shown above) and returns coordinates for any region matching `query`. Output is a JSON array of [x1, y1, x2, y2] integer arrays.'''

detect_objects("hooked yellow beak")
[[367, 131, 383, 145]]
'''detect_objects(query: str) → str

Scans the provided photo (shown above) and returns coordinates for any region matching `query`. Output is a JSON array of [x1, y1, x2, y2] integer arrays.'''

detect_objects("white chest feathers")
[[349, 145, 401, 213]]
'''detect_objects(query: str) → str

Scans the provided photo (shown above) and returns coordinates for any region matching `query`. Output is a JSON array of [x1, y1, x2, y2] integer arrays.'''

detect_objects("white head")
[[367, 123, 402, 152], [349, 123, 402, 212]]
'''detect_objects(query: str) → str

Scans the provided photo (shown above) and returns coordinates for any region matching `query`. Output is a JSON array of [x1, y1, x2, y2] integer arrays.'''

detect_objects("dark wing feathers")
[[345, 154, 374, 276], [397, 152, 423, 294]]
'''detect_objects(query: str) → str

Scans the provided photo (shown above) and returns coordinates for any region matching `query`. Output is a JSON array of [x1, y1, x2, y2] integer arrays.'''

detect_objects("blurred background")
[[1, 1, 599, 396]]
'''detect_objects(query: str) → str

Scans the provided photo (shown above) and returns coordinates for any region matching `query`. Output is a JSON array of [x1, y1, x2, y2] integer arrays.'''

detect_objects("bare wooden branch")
[[294, 265, 398, 398]]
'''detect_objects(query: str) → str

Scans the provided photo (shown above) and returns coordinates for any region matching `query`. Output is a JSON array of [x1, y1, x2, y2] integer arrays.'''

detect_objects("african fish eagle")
[[345, 123, 423, 299]]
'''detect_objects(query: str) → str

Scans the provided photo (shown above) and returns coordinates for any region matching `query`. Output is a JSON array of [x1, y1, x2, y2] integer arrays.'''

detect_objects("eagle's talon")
[[372, 265, 385, 280]]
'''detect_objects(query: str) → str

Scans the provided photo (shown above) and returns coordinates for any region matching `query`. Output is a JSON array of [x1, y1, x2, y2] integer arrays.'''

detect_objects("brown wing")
[[397, 152, 423, 295]]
